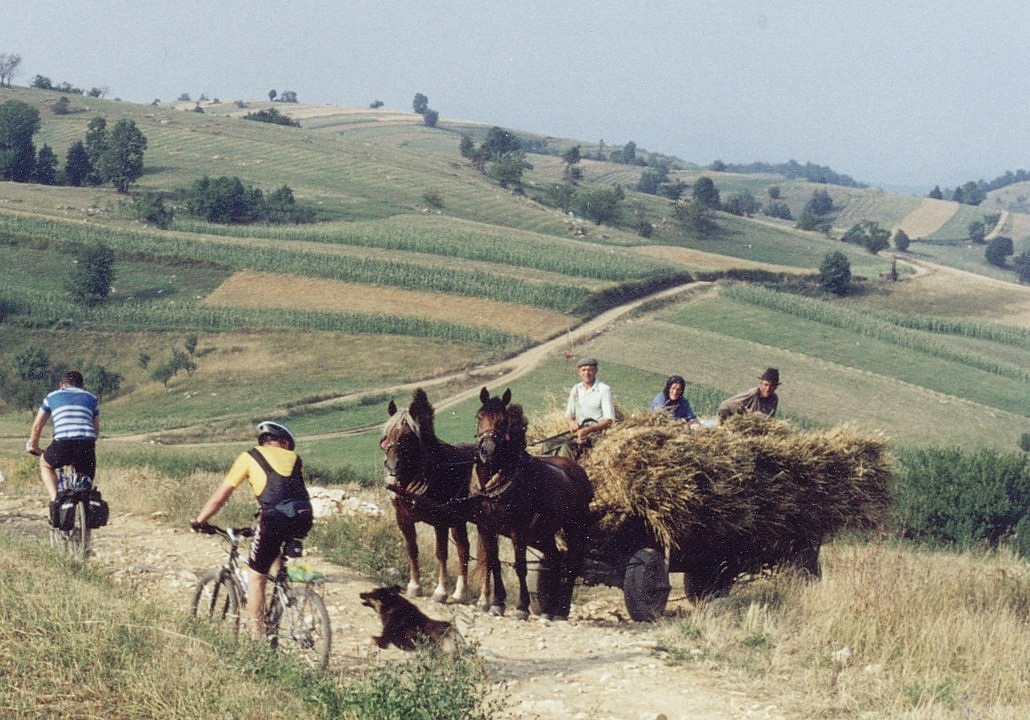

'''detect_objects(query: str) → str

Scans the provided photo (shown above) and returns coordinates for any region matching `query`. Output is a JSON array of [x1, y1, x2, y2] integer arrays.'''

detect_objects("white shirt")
[[565, 380, 614, 424]]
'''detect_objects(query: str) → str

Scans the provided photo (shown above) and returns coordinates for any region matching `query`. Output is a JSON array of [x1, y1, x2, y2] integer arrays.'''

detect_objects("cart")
[[527, 513, 673, 622]]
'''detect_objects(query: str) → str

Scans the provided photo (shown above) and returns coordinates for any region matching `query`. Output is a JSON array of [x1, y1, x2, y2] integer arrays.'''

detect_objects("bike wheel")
[[191, 570, 242, 632], [70, 499, 91, 562], [279, 585, 332, 670]]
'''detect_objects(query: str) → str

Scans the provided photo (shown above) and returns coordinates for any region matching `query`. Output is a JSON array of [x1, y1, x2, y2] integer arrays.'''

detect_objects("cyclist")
[[191, 421, 313, 639], [26, 371, 100, 503]]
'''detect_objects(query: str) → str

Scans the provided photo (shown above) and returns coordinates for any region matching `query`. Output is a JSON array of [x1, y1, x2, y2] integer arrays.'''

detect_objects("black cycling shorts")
[[43, 439, 97, 480], [247, 511, 312, 575]]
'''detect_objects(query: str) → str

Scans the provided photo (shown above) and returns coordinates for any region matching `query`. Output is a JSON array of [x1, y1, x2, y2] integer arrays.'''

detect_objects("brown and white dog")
[[360, 585, 459, 654]]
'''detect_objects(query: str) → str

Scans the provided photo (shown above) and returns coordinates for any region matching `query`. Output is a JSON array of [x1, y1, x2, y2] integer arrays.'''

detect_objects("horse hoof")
[[488, 605, 505, 617], [537, 613, 553, 622], [406, 583, 422, 597], [431, 589, 448, 603], [515, 609, 530, 621]]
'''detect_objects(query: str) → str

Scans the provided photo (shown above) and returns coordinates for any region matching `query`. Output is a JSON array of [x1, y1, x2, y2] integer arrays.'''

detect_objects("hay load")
[[565, 412, 893, 597]]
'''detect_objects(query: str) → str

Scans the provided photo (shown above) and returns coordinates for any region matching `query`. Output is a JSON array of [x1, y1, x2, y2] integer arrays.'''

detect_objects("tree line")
[[0, 99, 146, 192]]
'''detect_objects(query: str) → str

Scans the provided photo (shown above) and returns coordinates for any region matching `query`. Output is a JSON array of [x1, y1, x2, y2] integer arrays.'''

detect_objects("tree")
[[723, 191, 760, 217], [691, 176, 721, 209], [30, 74, 53, 90], [487, 150, 532, 190], [764, 201, 792, 220], [84, 363, 122, 401], [767, 186, 781, 199], [893, 228, 911, 252], [0, 99, 40, 181], [3, 346, 52, 409], [804, 188, 835, 216], [819, 251, 852, 296], [96, 118, 147, 192], [279, 90, 298, 103], [459, 135, 475, 158], [842, 220, 890, 254], [1013, 252, 1030, 284], [64, 140, 92, 186], [132, 190, 174, 228], [545, 182, 576, 213], [243, 107, 300, 126], [33, 144, 58, 184], [985, 236, 1013, 267], [674, 198, 717, 234], [84, 116, 107, 184], [268, 89, 277, 102], [479, 127, 520, 160], [967, 220, 986, 244], [636, 164, 669, 195], [928, 185, 943, 200], [0, 53, 22, 87], [69, 243, 116, 307], [422, 108, 439, 127], [412, 93, 429, 115], [574, 187, 621, 225]]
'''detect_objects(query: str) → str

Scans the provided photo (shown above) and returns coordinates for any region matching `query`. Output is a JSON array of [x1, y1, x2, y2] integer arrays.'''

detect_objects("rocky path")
[[0, 489, 787, 720]]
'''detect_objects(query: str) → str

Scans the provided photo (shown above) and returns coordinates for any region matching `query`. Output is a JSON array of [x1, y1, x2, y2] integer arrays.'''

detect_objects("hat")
[[758, 367, 780, 384], [577, 357, 598, 368]]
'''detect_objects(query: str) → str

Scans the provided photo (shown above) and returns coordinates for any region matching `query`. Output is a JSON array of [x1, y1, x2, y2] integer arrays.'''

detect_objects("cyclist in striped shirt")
[[27, 371, 100, 503]]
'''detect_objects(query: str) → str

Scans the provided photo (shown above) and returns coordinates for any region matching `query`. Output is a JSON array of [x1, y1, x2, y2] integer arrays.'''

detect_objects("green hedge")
[[894, 447, 1030, 557]]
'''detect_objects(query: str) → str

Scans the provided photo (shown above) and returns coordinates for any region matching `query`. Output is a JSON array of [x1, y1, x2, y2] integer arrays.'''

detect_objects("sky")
[[4, 1, 1029, 192]]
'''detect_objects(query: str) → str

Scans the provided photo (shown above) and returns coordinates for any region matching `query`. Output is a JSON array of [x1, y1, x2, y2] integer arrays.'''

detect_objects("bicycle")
[[190, 522, 332, 670], [47, 467, 106, 561]]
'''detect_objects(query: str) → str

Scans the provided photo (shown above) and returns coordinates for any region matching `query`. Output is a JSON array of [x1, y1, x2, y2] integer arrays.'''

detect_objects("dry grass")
[[203, 270, 576, 341], [628, 244, 807, 273], [657, 541, 1029, 719], [894, 198, 959, 238]]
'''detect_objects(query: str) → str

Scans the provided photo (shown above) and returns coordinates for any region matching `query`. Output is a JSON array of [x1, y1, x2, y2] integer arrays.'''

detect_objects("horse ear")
[[480, 387, 490, 403], [387, 400, 397, 417], [502, 388, 512, 406]]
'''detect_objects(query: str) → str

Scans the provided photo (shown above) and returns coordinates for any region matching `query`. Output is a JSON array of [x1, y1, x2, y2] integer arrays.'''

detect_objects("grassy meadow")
[[2, 85, 1029, 719]]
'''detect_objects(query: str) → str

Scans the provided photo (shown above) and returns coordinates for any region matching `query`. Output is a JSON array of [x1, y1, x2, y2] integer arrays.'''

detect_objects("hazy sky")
[[5, 1, 1028, 191]]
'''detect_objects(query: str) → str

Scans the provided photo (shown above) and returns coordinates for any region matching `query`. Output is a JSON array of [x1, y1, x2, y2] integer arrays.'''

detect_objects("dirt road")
[[0, 488, 786, 720]]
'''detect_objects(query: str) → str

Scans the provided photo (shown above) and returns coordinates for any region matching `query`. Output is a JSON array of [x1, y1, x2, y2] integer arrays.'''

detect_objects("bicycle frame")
[[50, 467, 93, 561], [191, 523, 331, 669]]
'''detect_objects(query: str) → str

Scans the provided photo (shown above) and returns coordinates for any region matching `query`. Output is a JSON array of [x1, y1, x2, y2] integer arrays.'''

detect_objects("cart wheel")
[[623, 548, 670, 622]]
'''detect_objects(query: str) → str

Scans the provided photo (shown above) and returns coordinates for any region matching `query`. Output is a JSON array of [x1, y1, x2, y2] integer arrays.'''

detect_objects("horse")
[[381, 388, 475, 603], [470, 387, 594, 620]]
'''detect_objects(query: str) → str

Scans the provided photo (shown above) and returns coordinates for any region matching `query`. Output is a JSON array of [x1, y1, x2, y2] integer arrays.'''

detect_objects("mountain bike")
[[190, 522, 332, 670]]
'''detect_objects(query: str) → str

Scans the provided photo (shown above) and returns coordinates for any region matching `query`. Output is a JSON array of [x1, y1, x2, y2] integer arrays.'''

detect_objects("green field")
[[2, 85, 1029, 475]]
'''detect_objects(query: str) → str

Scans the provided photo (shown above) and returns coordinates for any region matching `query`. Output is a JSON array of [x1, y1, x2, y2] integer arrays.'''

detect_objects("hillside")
[[1, 86, 1029, 471]]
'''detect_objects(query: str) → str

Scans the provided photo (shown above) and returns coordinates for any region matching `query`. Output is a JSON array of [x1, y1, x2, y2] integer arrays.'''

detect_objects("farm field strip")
[[894, 197, 959, 238], [581, 317, 1027, 451], [655, 291, 1030, 413], [203, 270, 577, 341], [0, 215, 592, 312]]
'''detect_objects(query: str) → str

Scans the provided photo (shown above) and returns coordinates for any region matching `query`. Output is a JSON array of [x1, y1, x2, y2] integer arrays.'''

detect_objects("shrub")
[[894, 447, 1030, 555], [818, 251, 851, 296], [132, 190, 174, 228]]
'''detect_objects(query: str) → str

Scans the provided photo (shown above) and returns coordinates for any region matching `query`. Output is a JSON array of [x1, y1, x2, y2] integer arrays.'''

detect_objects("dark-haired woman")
[[650, 375, 701, 429]]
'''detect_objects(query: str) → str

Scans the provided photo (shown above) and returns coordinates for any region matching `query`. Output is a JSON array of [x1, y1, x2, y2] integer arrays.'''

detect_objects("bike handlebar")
[[191, 521, 255, 539]]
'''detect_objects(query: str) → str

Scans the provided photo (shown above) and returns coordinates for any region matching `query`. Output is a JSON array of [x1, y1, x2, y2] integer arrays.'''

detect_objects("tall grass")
[[0, 533, 503, 720], [655, 541, 1029, 719]]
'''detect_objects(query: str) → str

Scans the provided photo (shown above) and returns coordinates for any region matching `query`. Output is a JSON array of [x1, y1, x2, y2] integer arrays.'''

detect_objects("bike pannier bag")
[[86, 489, 109, 529], [49, 492, 77, 531]]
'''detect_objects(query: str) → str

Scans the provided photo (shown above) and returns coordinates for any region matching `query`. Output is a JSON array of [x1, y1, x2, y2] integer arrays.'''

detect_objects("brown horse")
[[470, 387, 594, 620], [381, 388, 474, 603]]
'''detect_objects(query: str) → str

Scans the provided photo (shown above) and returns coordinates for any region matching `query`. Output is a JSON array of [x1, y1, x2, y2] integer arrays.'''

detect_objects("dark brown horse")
[[381, 388, 474, 603], [471, 387, 594, 620]]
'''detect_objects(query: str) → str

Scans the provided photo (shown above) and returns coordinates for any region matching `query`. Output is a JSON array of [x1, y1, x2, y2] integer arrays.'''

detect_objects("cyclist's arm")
[[193, 482, 236, 525], [27, 408, 49, 453]]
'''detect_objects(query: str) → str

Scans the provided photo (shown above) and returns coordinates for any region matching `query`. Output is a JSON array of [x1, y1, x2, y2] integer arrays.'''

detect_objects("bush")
[[133, 190, 174, 228], [894, 447, 1030, 555], [818, 251, 851, 296]]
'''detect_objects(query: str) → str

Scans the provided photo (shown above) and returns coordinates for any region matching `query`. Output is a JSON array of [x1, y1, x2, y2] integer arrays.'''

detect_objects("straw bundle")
[[548, 412, 893, 553]]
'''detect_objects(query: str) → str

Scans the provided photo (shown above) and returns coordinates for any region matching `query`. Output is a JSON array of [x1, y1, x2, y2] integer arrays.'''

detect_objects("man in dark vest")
[[717, 367, 781, 423], [192, 421, 312, 638]]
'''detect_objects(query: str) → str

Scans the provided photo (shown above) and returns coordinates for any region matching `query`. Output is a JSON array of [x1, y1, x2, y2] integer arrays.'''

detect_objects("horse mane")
[[506, 403, 529, 452], [409, 388, 437, 443]]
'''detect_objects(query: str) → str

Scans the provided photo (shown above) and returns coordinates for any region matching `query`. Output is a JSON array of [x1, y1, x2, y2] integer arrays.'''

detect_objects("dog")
[[360, 585, 459, 654]]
